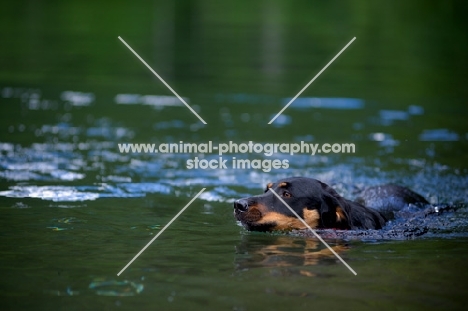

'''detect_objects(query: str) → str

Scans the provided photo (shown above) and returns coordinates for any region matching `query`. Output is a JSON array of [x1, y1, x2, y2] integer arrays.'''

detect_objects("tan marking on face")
[[257, 208, 320, 231], [266, 182, 273, 189], [243, 204, 268, 222], [303, 209, 320, 228], [278, 182, 288, 188]]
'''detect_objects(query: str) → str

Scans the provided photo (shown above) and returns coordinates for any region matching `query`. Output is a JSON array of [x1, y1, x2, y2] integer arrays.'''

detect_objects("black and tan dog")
[[234, 177, 429, 232]]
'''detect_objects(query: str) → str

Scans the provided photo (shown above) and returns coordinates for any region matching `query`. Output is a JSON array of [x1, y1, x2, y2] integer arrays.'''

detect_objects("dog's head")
[[234, 177, 350, 231]]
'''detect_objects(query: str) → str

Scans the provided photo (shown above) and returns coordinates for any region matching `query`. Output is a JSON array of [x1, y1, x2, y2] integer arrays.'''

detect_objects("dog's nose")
[[234, 199, 249, 212]]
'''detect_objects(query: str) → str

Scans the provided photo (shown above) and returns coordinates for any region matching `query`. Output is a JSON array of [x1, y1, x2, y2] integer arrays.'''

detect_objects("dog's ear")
[[318, 181, 341, 213], [320, 192, 340, 213], [318, 181, 344, 227], [318, 193, 340, 228], [334, 206, 350, 229]]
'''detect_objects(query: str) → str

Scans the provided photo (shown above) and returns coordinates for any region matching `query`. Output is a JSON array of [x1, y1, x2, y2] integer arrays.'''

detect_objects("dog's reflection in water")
[[234, 234, 349, 277]]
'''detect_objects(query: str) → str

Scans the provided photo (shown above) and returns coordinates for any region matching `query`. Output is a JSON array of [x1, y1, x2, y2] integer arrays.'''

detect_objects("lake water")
[[1, 1, 468, 310]]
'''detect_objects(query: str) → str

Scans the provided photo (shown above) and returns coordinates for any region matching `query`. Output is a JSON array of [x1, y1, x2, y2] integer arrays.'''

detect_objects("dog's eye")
[[283, 191, 292, 198]]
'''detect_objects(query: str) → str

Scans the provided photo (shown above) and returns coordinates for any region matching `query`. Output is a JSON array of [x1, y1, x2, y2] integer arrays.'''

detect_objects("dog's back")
[[355, 184, 430, 219]]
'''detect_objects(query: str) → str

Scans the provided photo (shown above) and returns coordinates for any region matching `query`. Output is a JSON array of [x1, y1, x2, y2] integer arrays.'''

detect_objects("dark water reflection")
[[1, 1, 468, 310]]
